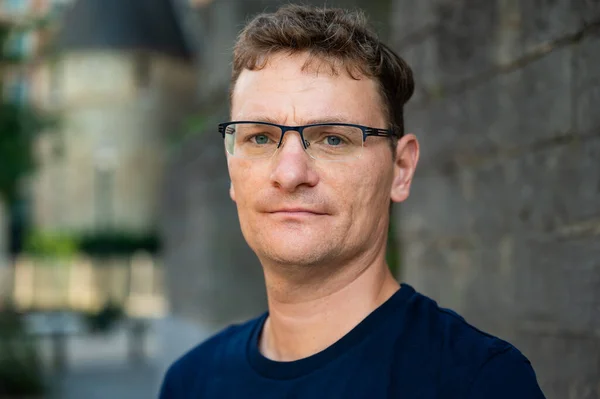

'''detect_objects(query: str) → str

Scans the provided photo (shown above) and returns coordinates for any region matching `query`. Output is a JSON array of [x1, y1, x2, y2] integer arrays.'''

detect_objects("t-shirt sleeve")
[[159, 363, 181, 399], [468, 347, 546, 399]]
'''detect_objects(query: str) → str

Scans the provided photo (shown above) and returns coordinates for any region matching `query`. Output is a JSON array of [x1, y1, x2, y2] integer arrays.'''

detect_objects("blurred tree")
[[0, 18, 53, 256]]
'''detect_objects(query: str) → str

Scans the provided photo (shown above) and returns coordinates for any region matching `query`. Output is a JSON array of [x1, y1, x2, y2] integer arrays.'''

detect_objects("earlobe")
[[230, 181, 236, 202], [390, 134, 419, 203]]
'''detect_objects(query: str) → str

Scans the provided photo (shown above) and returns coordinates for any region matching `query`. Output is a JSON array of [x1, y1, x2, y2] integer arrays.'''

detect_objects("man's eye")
[[325, 135, 344, 146], [251, 134, 270, 144]]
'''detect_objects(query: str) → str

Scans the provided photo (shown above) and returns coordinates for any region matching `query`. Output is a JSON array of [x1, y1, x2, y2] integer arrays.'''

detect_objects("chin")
[[256, 236, 336, 267]]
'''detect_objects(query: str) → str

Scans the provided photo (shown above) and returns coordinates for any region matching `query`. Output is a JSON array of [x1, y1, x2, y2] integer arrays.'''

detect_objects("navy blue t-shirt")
[[159, 284, 545, 398]]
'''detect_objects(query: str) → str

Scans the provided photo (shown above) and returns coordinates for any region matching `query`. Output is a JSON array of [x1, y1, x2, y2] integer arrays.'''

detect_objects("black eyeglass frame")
[[218, 121, 401, 152]]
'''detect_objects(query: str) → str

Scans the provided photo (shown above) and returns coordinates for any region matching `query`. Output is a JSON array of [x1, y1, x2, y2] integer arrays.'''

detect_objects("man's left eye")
[[325, 136, 343, 146], [253, 134, 270, 144]]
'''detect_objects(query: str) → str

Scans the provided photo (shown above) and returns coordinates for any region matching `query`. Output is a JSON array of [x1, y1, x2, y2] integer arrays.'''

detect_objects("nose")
[[270, 130, 319, 192]]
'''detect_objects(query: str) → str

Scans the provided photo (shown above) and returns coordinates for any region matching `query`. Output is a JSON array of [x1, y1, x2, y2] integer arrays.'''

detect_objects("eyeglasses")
[[218, 121, 399, 161]]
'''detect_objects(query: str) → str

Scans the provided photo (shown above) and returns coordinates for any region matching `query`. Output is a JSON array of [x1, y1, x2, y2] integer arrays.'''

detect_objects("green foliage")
[[0, 305, 46, 396], [0, 100, 57, 206], [79, 231, 161, 257], [0, 104, 35, 204], [24, 231, 79, 259], [0, 19, 58, 206], [24, 230, 161, 258], [183, 114, 209, 137]]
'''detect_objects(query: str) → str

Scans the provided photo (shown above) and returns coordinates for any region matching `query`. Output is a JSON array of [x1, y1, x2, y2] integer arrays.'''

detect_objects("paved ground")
[[51, 365, 159, 399], [32, 319, 163, 399], [52, 363, 159, 399]]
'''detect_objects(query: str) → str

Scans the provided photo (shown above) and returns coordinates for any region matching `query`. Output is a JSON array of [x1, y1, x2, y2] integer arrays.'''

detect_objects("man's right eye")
[[250, 134, 271, 145]]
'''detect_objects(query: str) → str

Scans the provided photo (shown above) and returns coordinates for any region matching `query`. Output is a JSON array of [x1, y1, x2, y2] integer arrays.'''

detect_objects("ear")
[[390, 134, 419, 203]]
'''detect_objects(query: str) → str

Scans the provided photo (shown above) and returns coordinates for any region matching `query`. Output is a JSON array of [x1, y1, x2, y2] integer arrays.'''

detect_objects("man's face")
[[228, 52, 416, 268]]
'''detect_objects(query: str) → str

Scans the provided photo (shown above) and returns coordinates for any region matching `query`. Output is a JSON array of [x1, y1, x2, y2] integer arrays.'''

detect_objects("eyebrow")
[[238, 115, 361, 126]]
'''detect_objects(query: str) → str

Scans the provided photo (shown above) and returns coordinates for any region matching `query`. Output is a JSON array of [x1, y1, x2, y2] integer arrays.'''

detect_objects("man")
[[160, 5, 545, 398]]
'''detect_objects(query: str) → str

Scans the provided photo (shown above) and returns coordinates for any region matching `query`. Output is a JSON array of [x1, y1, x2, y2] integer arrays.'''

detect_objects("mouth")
[[269, 208, 327, 216]]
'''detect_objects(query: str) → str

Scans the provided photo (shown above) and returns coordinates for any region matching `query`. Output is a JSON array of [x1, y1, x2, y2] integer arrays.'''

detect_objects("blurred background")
[[0, 0, 598, 398]]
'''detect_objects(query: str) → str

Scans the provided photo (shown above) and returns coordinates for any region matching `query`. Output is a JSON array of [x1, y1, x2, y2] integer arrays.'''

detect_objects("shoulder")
[[159, 315, 264, 398], [401, 288, 514, 364], [399, 288, 543, 396], [467, 346, 545, 398]]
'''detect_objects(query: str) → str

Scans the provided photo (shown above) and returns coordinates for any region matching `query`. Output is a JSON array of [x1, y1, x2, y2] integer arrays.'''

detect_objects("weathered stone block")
[[401, 234, 520, 336], [397, 0, 590, 94], [571, 0, 600, 25], [400, 33, 440, 105], [518, 0, 578, 50], [460, 45, 572, 155], [464, 136, 600, 237], [400, 238, 475, 313], [433, 0, 498, 87], [513, 332, 600, 399], [515, 234, 600, 333], [403, 87, 596, 240], [399, 168, 473, 237], [406, 45, 573, 170], [391, 0, 438, 42]]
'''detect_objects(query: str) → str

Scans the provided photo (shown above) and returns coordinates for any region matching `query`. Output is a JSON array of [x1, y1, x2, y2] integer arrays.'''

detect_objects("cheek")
[[355, 155, 394, 210], [324, 165, 370, 217], [229, 160, 258, 205]]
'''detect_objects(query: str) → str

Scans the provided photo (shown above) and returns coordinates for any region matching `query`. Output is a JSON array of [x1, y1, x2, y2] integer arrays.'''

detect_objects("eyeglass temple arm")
[[364, 128, 402, 139]]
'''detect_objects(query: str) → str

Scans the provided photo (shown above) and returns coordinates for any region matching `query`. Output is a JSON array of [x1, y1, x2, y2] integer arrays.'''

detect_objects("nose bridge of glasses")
[[279, 126, 309, 149]]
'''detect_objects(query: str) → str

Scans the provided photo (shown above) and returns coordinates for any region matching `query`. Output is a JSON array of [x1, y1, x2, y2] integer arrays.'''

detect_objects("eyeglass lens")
[[224, 123, 364, 160]]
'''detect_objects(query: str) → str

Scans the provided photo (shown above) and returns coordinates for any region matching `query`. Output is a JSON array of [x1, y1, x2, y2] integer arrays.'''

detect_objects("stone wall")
[[393, 1, 600, 398]]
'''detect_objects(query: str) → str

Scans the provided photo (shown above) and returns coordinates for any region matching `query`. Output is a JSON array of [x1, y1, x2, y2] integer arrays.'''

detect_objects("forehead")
[[231, 52, 386, 125]]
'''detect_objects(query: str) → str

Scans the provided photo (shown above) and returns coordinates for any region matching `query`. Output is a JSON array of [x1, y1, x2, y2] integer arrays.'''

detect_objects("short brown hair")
[[231, 4, 414, 137]]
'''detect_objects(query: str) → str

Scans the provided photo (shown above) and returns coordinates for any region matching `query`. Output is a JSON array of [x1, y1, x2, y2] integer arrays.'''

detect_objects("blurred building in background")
[[1, 1, 203, 397], [2, 0, 197, 239], [1, 0, 200, 315], [32, 0, 197, 235]]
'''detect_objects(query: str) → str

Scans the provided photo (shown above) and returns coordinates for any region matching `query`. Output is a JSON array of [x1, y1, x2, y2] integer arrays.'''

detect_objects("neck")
[[259, 251, 400, 362]]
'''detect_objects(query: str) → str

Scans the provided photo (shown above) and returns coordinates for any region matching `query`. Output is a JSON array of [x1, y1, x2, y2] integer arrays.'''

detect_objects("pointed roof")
[[56, 0, 193, 61]]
